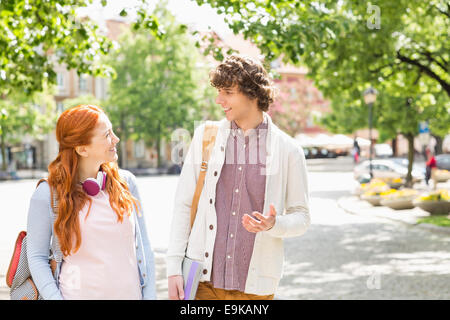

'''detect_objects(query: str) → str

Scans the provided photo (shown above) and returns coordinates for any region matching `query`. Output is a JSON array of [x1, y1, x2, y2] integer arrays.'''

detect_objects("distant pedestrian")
[[352, 147, 359, 163], [425, 147, 437, 189], [167, 55, 311, 300], [26, 105, 156, 299], [353, 139, 361, 163]]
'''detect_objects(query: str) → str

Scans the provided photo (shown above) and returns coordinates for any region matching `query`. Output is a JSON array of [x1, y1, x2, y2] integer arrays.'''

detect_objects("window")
[[56, 73, 64, 91], [79, 75, 87, 93], [134, 140, 145, 159], [95, 78, 108, 100]]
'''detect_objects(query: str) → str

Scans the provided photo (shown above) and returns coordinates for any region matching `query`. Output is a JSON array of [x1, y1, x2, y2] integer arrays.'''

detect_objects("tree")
[[318, 85, 448, 185], [0, 88, 56, 171], [198, 0, 449, 98], [197, 0, 449, 131], [105, 3, 217, 168], [198, 0, 450, 184], [0, 0, 161, 97], [62, 94, 103, 111]]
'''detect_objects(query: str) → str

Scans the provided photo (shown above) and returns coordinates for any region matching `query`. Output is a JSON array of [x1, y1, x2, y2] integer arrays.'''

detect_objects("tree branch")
[[397, 51, 450, 97], [419, 49, 448, 72], [413, 70, 422, 85], [433, 3, 450, 19]]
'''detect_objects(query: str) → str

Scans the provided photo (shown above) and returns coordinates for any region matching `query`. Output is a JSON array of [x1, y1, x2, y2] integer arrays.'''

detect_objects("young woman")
[[27, 105, 156, 300]]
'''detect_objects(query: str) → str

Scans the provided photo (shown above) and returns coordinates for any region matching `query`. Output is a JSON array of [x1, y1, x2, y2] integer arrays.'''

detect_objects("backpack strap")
[[189, 124, 218, 229]]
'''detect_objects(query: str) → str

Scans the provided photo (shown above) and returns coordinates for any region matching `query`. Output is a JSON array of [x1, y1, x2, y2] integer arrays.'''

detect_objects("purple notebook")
[[182, 257, 203, 300]]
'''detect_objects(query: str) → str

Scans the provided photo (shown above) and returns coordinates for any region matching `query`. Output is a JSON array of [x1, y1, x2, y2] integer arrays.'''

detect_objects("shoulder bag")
[[182, 124, 218, 300]]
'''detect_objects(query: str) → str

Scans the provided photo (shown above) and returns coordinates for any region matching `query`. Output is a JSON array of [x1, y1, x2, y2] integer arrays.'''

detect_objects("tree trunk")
[[156, 122, 161, 168], [1, 131, 7, 171], [432, 134, 443, 155], [392, 137, 397, 157], [405, 133, 414, 187]]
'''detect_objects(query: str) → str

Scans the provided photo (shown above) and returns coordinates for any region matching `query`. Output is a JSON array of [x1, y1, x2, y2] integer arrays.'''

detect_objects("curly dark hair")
[[209, 54, 276, 112]]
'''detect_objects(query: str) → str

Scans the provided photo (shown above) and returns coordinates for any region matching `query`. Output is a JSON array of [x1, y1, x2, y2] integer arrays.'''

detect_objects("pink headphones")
[[82, 171, 107, 196]]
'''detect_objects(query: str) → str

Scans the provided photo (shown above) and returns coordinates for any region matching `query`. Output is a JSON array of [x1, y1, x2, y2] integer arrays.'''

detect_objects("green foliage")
[[62, 94, 103, 111], [105, 3, 217, 166], [199, 0, 449, 185], [0, 87, 57, 170], [199, 0, 449, 138], [0, 0, 161, 96], [417, 216, 450, 227]]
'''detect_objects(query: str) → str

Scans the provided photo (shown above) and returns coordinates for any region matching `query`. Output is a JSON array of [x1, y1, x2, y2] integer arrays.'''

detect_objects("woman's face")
[[83, 113, 120, 164]]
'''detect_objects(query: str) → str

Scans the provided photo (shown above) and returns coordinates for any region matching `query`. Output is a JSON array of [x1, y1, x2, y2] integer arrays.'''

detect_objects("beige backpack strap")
[[189, 124, 219, 229]]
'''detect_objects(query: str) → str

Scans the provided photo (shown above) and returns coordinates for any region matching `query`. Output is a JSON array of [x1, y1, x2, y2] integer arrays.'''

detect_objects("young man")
[[167, 55, 310, 300]]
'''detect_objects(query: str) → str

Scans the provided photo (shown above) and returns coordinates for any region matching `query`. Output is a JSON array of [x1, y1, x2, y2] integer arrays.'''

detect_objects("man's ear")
[[75, 146, 89, 158]]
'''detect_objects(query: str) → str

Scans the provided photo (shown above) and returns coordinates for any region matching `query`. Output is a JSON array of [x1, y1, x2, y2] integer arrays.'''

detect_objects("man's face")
[[215, 85, 257, 122]]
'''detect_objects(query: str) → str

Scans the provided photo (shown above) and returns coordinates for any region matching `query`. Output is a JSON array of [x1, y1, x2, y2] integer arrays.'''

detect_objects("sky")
[[77, 0, 233, 37]]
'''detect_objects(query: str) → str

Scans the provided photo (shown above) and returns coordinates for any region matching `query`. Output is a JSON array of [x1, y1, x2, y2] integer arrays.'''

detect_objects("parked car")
[[390, 157, 425, 173], [303, 147, 337, 159], [354, 159, 425, 183], [436, 154, 450, 170], [167, 164, 182, 175]]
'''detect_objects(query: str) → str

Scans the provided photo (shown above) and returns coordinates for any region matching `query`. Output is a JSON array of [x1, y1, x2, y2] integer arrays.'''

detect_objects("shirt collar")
[[231, 113, 268, 137]]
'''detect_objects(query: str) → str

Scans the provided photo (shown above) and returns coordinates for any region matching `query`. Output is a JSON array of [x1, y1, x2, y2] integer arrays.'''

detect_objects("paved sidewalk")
[[0, 275, 7, 300]]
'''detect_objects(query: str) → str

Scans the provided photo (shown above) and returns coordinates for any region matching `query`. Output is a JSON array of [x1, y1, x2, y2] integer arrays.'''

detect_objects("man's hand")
[[242, 204, 276, 233], [168, 275, 184, 300]]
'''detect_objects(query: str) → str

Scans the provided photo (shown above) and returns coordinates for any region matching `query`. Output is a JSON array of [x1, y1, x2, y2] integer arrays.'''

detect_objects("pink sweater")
[[59, 190, 142, 300]]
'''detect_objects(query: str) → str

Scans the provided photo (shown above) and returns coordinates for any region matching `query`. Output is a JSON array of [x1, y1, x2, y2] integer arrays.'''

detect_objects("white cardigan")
[[166, 113, 310, 295]]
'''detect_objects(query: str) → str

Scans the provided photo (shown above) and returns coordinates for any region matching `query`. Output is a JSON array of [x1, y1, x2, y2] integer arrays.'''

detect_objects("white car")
[[354, 159, 424, 182]]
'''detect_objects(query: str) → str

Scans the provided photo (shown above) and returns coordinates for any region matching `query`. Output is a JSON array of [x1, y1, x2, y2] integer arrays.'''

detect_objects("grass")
[[417, 215, 450, 227]]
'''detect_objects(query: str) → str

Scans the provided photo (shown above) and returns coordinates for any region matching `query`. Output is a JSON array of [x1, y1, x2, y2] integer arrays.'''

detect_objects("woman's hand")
[[168, 275, 184, 300]]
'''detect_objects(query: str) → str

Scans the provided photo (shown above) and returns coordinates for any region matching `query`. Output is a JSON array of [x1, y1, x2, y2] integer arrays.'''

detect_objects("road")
[[1, 157, 449, 299]]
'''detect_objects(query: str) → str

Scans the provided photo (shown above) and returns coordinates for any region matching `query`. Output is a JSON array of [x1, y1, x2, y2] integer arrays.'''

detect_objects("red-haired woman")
[[26, 105, 156, 299]]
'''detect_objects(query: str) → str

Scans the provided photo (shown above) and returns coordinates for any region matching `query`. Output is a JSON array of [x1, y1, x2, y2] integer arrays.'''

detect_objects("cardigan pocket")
[[186, 210, 207, 262], [256, 234, 284, 279]]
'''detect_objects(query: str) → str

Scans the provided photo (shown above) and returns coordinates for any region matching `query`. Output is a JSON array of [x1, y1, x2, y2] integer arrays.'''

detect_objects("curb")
[[337, 196, 450, 235]]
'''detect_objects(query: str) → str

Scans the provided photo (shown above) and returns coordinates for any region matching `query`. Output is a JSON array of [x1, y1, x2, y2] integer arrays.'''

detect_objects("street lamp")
[[363, 87, 378, 179]]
